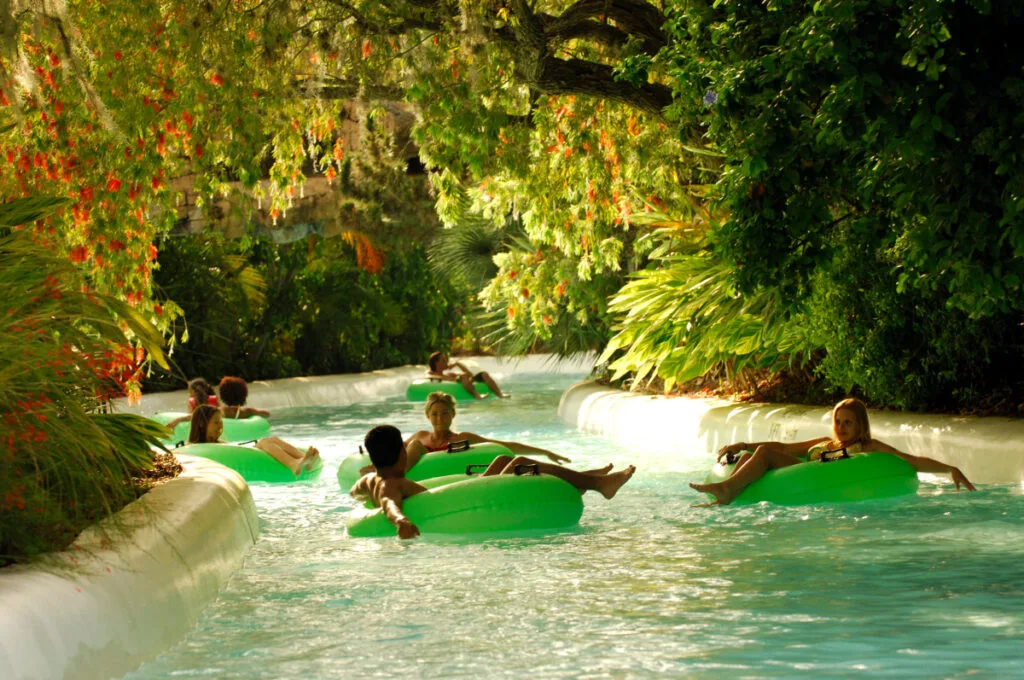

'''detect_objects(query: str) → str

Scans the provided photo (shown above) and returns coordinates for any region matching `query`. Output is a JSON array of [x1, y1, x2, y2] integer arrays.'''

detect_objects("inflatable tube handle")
[[514, 463, 539, 476], [447, 439, 471, 453], [723, 450, 753, 465], [820, 447, 850, 463], [465, 464, 489, 475]]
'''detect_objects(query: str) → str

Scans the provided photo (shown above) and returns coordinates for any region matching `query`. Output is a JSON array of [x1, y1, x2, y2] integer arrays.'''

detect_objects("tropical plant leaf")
[[0, 196, 72, 227]]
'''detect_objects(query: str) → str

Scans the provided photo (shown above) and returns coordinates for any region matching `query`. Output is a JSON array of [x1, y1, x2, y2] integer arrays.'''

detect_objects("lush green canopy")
[[3, 0, 1022, 410]]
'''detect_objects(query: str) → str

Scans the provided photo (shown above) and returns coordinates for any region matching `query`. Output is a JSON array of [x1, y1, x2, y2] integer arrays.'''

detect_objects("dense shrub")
[[146, 230, 465, 390], [806, 231, 1024, 410], [653, 0, 1024, 410], [0, 225, 169, 567]]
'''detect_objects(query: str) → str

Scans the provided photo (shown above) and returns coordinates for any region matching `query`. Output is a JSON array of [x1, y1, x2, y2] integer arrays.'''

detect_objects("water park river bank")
[[3, 358, 1021, 679]]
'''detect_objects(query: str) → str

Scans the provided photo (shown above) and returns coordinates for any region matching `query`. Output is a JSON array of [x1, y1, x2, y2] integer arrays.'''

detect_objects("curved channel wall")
[[0, 455, 258, 680], [117, 355, 594, 416], [559, 381, 1024, 484]]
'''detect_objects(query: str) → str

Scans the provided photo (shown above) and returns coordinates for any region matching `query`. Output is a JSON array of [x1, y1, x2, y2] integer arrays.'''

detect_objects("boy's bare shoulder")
[[400, 478, 428, 497]]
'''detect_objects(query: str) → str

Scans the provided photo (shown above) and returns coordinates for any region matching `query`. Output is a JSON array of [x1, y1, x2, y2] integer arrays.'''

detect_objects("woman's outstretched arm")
[[459, 431, 571, 464], [870, 440, 976, 490]]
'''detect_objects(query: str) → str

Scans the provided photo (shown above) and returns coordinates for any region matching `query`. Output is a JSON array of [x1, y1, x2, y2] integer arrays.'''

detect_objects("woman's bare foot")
[[301, 447, 321, 472], [689, 480, 735, 505], [595, 465, 636, 499]]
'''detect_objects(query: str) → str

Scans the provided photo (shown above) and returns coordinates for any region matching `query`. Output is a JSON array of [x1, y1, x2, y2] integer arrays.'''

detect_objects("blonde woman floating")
[[690, 398, 976, 506]]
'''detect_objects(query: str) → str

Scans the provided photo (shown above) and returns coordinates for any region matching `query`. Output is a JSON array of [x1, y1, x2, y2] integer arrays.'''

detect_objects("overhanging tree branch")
[[531, 56, 672, 115]]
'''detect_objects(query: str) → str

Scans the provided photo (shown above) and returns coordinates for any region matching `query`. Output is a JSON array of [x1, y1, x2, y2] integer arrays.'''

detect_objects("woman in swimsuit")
[[403, 391, 571, 472], [187, 405, 319, 476], [689, 397, 976, 505]]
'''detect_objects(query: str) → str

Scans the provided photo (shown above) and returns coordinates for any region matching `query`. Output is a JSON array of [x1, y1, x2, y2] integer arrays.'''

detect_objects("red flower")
[[106, 177, 121, 193], [69, 246, 88, 263], [114, 50, 123, 61], [362, 40, 372, 59], [209, 72, 224, 87]]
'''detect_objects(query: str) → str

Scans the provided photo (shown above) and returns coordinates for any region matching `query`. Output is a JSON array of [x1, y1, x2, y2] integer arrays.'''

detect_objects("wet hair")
[[188, 378, 217, 406], [364, 425, 405, 469], [425, 391, 456, 417], [427, 351, 445, 372], [188, 404, 221, 444], [218, 376, 249, 407], [833, 397, 871, 444]]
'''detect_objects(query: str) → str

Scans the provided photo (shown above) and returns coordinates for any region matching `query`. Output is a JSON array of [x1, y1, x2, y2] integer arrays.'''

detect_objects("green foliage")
[[0, 196, 72, 227], [805, 225, 1024, 410], [0, 229, 170, 566], [147, 230, 465, 387], [600, 217, 817, 392], [658, 0, 1024, 408]]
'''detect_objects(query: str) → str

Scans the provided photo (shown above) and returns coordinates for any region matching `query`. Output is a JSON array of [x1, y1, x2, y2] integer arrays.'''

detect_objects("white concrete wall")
[[560, 381, 1024, 484], [118, 354, 595, 415], [0, 455, 258, 680]]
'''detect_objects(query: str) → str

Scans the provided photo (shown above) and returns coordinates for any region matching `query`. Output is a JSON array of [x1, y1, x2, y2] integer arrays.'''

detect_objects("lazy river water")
[[125, 372, 1024, 679]]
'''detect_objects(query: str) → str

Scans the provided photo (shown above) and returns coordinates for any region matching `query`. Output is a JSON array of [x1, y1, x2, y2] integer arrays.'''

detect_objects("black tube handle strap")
[[514, 463, 540, 476], [820, 447, 850, 463], [447, 439, 471, 453]]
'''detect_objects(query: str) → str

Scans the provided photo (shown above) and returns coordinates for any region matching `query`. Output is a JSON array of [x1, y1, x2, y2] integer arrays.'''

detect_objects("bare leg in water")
[[457, 374, 490, 400], [689, 445, 802, 505], [256, 436, 320, 475], [482, 455, 636, 499], [474, 371, 508, 398]]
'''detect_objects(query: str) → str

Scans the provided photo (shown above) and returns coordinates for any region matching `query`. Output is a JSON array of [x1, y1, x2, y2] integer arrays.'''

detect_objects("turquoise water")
[[125, 373, 1024, 679]]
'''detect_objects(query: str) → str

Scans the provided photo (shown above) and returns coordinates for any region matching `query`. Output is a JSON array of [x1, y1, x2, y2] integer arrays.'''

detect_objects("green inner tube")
[[704, 451, 920, 506], [347, 473, 584, 537], [151, 412, 271, 445], [406, 380, 491, 401], [337, 441, 512, 490], [181, 442, 323, 484]]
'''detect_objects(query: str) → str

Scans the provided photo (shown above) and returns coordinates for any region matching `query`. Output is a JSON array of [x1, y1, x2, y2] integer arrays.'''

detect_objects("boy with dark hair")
[[350, 425, 427, 539], [351, 425, 636, 539]]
